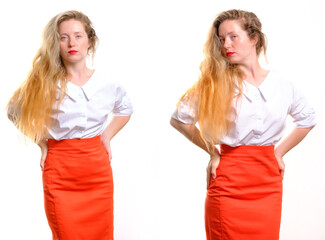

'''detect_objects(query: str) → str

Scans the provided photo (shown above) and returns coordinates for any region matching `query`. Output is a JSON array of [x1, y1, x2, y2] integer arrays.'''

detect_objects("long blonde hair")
[[7, 10, 98, 143], [179, 9, 267, 146]]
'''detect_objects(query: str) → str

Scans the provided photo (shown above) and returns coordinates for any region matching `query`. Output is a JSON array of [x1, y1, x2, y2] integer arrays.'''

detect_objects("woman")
[[170, 9, 316, 240], [7, 10, 133, 240]]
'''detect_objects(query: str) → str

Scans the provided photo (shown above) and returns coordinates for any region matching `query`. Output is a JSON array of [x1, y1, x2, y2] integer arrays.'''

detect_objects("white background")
[[0, 0, 324, 239]]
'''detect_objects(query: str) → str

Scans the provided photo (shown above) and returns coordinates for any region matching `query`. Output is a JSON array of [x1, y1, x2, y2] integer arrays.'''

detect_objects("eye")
[[219, 38, 225, 43], [76, 35, 82, 39], [60, 36, 68, 41], [231, 35, 237, 40]]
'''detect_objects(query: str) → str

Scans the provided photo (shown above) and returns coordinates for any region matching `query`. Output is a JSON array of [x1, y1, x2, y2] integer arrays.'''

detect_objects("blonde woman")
[[170, 9, 316, 240], [7, 10, 133, 240]]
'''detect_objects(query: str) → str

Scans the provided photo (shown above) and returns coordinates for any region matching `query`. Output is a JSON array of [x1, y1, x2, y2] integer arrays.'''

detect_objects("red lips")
[[68, 50, 78, 54], [227, 52, 234, 57]]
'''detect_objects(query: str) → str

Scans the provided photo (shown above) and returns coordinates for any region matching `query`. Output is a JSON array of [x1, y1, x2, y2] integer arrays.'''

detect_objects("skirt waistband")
[[48, 135, 102, 149], [220, 144, 275, 157]]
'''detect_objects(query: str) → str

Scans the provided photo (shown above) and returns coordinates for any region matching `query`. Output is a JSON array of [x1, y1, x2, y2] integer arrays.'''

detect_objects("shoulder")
[[267, 68, 296, 91], [91, 68, 131, 100], [268, 69, 288, 84], [92, 68, 118, 86], [88, 68, 125, 95]]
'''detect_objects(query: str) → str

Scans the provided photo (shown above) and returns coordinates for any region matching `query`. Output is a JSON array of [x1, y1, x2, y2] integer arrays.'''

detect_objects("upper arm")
[[113, 83, 133, 116], [289, 82, 316, 128]]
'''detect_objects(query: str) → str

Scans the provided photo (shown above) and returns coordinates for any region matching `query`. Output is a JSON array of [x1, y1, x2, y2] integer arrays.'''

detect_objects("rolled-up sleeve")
[[7, 99, 20, 124], [289, 84, 316, 128], [172, 97, 196, 124], [113, 84, 133, 116]]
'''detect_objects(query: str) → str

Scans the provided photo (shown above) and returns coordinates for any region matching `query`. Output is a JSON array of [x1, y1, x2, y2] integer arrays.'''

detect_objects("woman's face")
[[218, 20, 257, 65], [58, 19, 90, 66]]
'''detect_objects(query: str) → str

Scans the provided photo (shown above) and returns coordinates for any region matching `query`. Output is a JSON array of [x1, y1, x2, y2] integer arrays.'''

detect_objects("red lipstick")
[[68, 50, 78, 55], [227, 52, 234, 57]]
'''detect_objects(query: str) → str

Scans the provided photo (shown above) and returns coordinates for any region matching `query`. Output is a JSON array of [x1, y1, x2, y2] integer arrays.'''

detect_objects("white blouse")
[[172, 70, 316, 146], [49, 69, 133, 140]]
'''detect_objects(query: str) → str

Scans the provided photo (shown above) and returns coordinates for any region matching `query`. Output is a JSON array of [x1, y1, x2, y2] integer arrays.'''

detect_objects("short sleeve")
[[7, 98, 20, 124], [171, 97, 196, 124], [289, 83, 316, 128], [113, 84, 133, 116], [7, 101, 15, 121]]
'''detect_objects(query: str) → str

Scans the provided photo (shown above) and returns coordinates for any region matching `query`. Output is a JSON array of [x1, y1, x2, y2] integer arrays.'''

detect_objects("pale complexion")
[[39, 19, 130, 170], [171, 19, 313, 185], [58, 19, 93, 86], [218, 20, 268, 87]]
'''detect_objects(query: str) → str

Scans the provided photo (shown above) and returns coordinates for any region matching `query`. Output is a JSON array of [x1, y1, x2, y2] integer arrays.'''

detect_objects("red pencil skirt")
[[205, 145, 283, 240], [42, 136, 114, 240]]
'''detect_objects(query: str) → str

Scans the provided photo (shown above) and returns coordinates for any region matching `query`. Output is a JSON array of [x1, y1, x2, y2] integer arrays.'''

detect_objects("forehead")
[[218, 20, 245, 36], [58, 19, 86, 33]]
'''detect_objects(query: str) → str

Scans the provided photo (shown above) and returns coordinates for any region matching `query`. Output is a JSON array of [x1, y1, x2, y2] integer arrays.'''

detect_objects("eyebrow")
[[60, 31, 85, 35], [219, 31, 237, 37]]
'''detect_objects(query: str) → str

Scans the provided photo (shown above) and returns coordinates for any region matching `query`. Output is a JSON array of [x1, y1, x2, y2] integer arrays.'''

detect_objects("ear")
[[251, 35, 258, 46], [87, 40, 91, 53]]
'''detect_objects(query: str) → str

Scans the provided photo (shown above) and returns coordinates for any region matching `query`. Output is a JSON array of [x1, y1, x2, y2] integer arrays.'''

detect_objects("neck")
[[64, 61, 93, 87], [238, 60, 268, 87]]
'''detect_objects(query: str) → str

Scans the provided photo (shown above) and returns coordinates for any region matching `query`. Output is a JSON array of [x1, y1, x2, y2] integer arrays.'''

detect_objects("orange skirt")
[[205, 145, 283, 240], [43, 136, 113, 240]]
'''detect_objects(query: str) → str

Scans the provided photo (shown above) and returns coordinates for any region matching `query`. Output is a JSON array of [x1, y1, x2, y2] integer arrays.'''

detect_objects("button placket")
[[253, 89, 264, 137], [78, 88, 87, 136]]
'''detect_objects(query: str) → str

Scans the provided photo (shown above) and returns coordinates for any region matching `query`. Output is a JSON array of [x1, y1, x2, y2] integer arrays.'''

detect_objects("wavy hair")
[[7, 10, 98, 143], [179, 9, 267, 146]]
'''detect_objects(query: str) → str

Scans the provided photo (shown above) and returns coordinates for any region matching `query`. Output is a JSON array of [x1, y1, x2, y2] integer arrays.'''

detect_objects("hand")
[[38, 140, 48, 171], [274, 150, 285, 179], [101, 137, 112, 163], [206, 154, 221, 188]]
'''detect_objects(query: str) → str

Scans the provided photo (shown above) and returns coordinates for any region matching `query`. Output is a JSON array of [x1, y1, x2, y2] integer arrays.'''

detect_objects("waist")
[[48, 135, 102, 151], [220, 144, 275, 158]]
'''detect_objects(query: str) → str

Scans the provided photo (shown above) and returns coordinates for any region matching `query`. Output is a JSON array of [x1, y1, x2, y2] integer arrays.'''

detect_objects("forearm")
[[38, 139, 48, 147], [170, 118, 218, 156], [102, 115, 131, 142], [275, 127, 314, 158]]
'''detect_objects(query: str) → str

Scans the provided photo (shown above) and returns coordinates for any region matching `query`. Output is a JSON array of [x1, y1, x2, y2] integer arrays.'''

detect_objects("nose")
[[223, 37, 231, 49], [68, 37, 76, 47]]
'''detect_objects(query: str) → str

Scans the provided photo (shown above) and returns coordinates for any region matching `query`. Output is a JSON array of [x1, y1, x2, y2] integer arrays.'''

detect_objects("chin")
[[228, 59, 240, 65]]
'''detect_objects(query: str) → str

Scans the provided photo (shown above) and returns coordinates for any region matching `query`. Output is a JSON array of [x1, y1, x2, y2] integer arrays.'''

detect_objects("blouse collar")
[[242, 70, 273, 102], [58, 70, 98, 101]]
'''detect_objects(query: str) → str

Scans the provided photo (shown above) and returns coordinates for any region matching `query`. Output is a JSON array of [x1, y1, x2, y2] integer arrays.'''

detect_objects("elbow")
[[6, 101, 17, 123], [170, 117, 177, 128], [170, 117, 190, 134], [170, 117, 182, 131], [7, 111, 13, 122], [299, 125, 315, 132], [7, 108, 15, 123], [307, 125, 315, 134]]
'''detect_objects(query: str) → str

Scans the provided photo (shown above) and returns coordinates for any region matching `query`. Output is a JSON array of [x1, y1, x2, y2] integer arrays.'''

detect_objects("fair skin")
[[58, 19, 93, 86], [171, 19, 313, 186], [39, 19, 130, 170]]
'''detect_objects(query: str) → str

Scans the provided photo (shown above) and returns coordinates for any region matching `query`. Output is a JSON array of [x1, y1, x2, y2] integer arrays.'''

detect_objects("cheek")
[[220, 46, 227, 56], [80, 40, 89, 52], [86, 40, 91, 51], [59, 43, 68, 59], [59, 42, 66, 52]]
